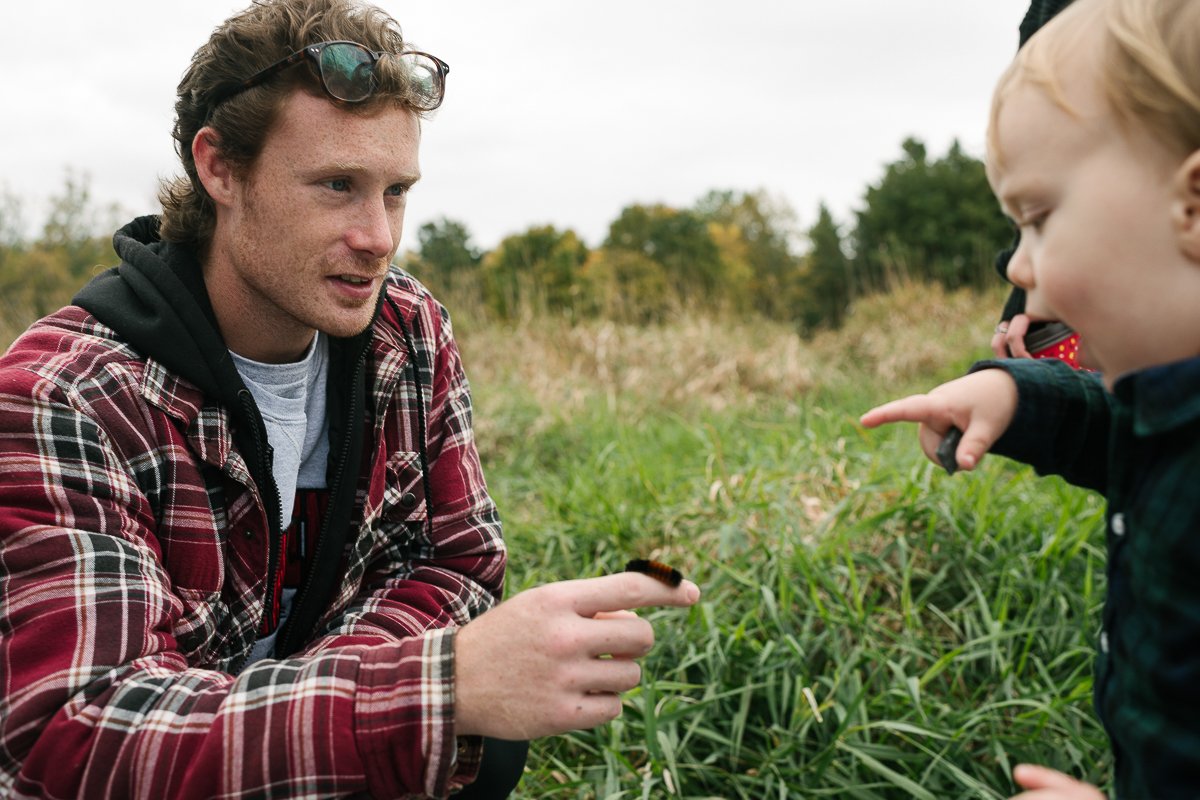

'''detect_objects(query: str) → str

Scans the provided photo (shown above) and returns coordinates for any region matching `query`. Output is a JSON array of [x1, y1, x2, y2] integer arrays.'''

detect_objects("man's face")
[[988, 52, 1200, 386], [208, 90, 421, 362]]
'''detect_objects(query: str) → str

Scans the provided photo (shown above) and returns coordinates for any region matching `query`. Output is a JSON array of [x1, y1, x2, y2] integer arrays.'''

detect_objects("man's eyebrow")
[[326, 161, 421, 182]]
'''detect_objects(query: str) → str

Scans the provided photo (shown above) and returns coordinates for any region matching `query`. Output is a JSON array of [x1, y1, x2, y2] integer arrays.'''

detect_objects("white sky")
[[2, 1, 1030, 254]]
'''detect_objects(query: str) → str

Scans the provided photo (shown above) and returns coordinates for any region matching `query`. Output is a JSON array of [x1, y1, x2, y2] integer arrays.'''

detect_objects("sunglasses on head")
[[208, 40, 449, 115]]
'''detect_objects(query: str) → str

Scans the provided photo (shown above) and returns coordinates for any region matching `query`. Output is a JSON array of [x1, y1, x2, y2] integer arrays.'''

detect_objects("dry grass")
[[458, 281, 1008, 422], [0, 298, 38, 352]]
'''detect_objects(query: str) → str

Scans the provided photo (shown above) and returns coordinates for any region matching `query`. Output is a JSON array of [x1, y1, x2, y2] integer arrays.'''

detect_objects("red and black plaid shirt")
[[0, 272, 505, 798]]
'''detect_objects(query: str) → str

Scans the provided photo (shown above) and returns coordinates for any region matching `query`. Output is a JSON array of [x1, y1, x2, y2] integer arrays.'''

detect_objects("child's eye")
[[1022, 212, 1049, 232]]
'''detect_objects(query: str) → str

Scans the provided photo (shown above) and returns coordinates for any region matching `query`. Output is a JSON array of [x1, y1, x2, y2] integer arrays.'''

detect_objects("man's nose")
[[346, 198, 396, 259]]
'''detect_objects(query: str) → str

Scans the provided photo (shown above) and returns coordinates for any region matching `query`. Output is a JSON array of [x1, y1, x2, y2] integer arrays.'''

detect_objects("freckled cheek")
[[387, 208, 408, 252], [304, 210, 368, 253]]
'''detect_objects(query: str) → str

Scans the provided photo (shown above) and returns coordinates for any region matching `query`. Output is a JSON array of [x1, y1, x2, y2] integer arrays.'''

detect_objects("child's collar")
[[1114, 356, 1200, 436]]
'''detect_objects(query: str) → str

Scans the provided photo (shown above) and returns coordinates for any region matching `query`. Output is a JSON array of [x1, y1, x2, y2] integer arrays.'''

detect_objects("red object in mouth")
[[1023, 321, 1084, 369]]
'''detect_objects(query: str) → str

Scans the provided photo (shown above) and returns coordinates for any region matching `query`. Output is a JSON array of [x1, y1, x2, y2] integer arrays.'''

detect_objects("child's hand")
[[859, 369, 1018, 472], [1009, 764, 1105, 799], [993, 313, 1034, 358]]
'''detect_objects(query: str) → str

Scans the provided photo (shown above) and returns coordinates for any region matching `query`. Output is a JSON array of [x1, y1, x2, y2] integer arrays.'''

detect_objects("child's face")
[[988, 41, 1200, 387]]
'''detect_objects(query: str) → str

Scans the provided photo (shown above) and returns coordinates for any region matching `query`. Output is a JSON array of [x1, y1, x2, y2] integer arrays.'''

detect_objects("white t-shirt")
[[230, 333, 331, 666]]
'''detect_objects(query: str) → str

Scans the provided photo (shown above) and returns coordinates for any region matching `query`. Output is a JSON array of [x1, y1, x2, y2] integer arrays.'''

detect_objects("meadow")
[[0, 280, 1107, 799], [455, 283, 1109, 799]]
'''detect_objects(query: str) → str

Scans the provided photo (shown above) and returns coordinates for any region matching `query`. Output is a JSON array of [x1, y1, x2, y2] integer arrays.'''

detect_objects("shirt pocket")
[[358, 449, 427, 562], [380, 449, 427, 523], [172, 586, 238, 666]]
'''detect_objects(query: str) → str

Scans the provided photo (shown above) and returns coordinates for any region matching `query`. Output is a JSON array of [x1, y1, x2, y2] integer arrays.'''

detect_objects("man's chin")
[[318, 312, 378, 340]]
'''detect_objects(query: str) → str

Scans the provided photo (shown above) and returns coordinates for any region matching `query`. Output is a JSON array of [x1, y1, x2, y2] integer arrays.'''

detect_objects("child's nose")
[[1006, 240, 1035, 290]]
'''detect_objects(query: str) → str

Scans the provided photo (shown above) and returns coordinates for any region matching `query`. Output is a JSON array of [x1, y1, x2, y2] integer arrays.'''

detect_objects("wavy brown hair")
[[159, 0, 429, 252]]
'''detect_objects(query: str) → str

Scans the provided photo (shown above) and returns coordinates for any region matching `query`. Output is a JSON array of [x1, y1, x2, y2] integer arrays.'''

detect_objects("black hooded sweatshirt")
[[73, 215, 374, 660]]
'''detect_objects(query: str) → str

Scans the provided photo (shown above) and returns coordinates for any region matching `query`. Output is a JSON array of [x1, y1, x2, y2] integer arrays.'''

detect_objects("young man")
[[0, 1, 699, 797], [863, 0, 1200, 797]]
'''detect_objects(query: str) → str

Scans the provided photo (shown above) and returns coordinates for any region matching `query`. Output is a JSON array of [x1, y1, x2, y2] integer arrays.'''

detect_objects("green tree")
[[579, 248, 671, 323], [0, 171, 118, 325], [481, 225, 588, 318], [39, 170, 119, 287], [798, 204, 852, 332], [694, 189, 803, 318], [851, 137, 1010, 293], [413, 217, 482, 297], [603, 204, 725, 308]]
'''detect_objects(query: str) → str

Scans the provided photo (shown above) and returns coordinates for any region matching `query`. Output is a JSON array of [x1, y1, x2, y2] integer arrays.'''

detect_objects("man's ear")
[[1172, 149, 1200, 261], [192, 127, 238, 207]]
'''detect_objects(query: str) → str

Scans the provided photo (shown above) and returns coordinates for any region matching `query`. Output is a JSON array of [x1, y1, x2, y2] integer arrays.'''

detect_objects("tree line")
[[405, 137, 1011, 331], [0, 172, 121, 336], [1, 137, 1013, 337]]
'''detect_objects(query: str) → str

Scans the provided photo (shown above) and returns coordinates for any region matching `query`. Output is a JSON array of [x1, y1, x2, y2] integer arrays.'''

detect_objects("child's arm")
[[860, 369, 1019, 472], [864, 360, 1112, 492]]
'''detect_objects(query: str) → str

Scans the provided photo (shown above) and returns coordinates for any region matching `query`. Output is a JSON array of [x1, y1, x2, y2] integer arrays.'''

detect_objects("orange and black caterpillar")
[[625, 559, 683, 587]]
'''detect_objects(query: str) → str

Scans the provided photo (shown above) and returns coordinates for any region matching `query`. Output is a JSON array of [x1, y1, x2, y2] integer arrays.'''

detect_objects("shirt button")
[[1100, 631, 1110, 653], [243, 529, 254, 540], [1111, 513, 1126, 537], [399, 492, 418, 510]]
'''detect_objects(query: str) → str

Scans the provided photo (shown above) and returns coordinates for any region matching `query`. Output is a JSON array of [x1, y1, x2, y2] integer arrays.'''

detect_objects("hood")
[[74, 215, 241, 407], [73, 217, 401, 654], [73, 216, 288, 531], [73, 217, 379, 542]]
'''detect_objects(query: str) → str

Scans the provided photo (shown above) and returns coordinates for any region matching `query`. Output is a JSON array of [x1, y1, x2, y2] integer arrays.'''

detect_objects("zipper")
[[276, 342, 369, 656], [229, 388, 284, 675]]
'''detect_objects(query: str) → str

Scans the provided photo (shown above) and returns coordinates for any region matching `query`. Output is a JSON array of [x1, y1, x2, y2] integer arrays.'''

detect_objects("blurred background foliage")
[[0, 136, 1012, 348]]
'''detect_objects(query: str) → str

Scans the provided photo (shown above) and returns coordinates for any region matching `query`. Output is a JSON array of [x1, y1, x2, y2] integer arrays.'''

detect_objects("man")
[[0, 1, 699, 797]]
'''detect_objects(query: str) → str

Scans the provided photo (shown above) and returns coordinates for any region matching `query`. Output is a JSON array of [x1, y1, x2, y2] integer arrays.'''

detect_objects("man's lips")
[[327, 273, 384, 300]]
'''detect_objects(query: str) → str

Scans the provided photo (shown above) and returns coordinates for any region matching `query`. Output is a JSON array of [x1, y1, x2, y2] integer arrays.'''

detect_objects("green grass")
[[461, 290, 1110, 798], [1, 281, 1108, 797]]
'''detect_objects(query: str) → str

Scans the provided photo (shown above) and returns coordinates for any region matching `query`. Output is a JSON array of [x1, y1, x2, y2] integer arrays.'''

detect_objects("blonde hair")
[[988, 0, 1200, 169]]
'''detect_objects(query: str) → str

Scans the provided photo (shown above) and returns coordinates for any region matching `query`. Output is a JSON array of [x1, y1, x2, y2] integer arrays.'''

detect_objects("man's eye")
[[385, 184, 410, 198], [325, 178, 351, 192]]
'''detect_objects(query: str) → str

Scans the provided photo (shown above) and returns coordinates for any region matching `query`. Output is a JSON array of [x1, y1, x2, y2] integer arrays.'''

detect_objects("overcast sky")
[[3, 1, 1030, 254]]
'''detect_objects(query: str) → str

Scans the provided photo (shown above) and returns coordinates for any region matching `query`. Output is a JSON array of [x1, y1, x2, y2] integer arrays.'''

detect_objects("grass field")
[[457, 284, 1109, 799], [0, 282, 1108, 798]]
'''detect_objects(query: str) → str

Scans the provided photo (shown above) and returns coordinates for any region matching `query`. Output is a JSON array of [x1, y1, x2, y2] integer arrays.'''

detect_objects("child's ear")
[[1172, 149, 1200, 261]]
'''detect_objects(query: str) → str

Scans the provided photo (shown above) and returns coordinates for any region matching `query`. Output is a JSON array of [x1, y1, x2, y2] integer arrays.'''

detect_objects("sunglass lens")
[[320, 43, 375, 101], [397, 52, 443, 110]]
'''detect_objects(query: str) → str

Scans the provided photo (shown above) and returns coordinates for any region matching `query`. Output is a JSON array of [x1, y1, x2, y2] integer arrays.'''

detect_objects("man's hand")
[[1010, 764, 1105, 799], [453, 572, 700, 740], [859, 369, 1019, 472]]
